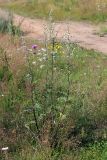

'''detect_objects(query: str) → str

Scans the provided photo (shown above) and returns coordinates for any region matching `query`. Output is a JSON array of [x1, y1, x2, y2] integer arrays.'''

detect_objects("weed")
[[0, 10, 22, 36], [0, 18, 107, 159]]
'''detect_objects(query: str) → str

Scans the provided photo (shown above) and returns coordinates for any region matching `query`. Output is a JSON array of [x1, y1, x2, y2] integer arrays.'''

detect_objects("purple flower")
[[32, 44, 38, 49]]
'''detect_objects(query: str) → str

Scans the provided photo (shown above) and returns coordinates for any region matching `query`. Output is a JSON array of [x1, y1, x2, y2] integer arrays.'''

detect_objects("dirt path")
[[2, 8, 107, 54]]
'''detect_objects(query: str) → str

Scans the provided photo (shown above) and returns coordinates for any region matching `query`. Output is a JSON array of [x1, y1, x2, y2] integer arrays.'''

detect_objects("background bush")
[[0, 11, 22, 36]]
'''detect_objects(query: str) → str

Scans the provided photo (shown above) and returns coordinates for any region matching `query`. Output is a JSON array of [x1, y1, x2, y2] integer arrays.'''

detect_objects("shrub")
[[0, 11, 22, 36]]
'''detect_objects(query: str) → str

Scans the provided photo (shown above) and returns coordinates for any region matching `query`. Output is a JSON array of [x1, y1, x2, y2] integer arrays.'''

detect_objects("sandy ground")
[[13, 14, 107, 55], [1, 9, 107, 54]]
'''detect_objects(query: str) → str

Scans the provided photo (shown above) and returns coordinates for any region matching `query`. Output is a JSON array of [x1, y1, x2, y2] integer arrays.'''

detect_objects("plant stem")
[[27, 55, 40, 139]]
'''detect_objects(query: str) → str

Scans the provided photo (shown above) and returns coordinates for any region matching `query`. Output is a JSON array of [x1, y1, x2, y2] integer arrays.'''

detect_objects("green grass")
[[5, 142, 107, 160], [1, 0, 107, 22], [0, 34, 107, 159]]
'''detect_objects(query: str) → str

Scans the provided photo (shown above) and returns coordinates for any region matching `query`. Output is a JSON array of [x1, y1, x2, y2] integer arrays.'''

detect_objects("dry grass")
[[1, 0, 107, 22]]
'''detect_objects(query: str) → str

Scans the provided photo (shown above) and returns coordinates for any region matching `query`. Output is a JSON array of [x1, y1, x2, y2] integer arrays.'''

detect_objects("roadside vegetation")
[[0, 29, 107, 160], [1, 0, 107, 22], [0, 10, 22, 36], [0, 3, 107, 160]]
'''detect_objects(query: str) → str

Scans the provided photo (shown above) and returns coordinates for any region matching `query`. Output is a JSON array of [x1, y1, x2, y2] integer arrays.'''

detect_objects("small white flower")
[[26, 74, 30, 77], [54, 67, 57, 71], [37, 52, 42, 55], [41, 48, 46, 52], [39, 58, 43, 62], [27, 49, 33, 52], [40, 65, 45, 69], [32, 61, 36, 65], [42, 57, 47, 61], [1, 147, 9, 151]]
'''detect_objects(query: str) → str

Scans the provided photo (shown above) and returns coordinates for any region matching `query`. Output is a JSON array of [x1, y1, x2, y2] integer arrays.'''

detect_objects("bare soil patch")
[[1, 9, 107, 54]]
